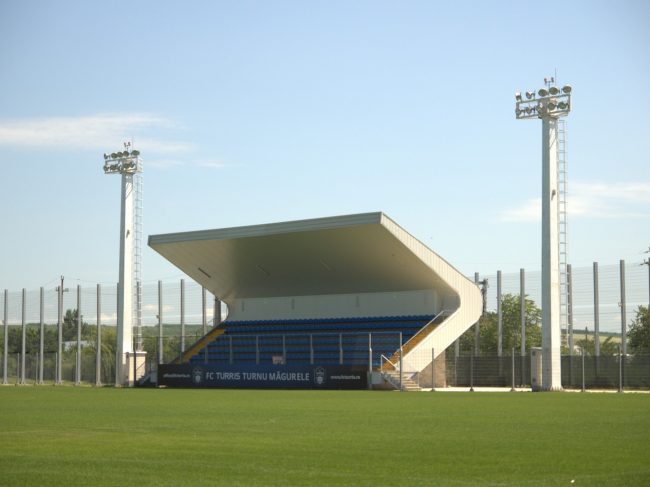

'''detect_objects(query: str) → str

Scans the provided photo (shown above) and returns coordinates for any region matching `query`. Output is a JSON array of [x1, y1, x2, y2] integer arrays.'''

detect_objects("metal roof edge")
[[379, 213, 477, 287], [148, 211, 384, 247]]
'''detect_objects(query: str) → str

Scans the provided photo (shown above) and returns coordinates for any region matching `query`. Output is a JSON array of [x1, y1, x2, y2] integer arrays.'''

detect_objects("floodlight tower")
[[515, 79, 572, 390], [103, 143, 145, 386]]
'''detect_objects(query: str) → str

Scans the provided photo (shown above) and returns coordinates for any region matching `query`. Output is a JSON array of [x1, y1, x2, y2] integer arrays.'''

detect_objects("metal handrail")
[[215, 329, 405, 339], [380, 354, 398, 371], [400, 308, 455, 353]]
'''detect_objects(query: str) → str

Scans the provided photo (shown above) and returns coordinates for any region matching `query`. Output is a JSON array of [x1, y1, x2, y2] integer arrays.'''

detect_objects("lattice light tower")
[[103, 143, 145, 386], [515, 79, 572, 391]]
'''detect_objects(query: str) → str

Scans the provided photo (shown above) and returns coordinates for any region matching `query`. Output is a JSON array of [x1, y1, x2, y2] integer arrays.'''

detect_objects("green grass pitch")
[[0, 388, 648, 486]]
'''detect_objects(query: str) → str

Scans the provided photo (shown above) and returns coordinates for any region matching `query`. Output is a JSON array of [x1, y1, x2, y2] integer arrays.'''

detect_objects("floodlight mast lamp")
[[515, 80, 572, 391], [103, 144, 142, 386]]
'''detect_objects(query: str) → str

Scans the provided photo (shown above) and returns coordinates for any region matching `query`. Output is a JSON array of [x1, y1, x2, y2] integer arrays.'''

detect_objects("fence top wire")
[[473, 262, 647, 334], [1, 262, 647, 332]]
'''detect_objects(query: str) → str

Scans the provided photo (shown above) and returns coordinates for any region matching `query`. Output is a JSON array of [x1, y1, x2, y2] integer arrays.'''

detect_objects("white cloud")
[[0, 114, 247, 172], [100, 312, 117, 322], [198, 160, 239, 169], [145, 159, 185, 169], [0, 113, 191, 154], [146, 158, 237, 170], [572, 181, 650, 209], [500, 198, 540, 222], [499, 181, 650, 222]]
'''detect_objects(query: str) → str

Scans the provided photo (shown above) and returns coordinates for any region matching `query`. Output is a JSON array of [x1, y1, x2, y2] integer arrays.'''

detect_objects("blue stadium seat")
[[188, 315, 433, 367]]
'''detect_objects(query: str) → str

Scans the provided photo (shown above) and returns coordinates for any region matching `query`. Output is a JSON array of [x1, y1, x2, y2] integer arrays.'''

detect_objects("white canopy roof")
[[148, 212, 457, 305]]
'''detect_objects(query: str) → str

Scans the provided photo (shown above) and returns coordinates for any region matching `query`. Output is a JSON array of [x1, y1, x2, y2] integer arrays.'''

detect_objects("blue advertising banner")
[[158, 364, 368, 389]]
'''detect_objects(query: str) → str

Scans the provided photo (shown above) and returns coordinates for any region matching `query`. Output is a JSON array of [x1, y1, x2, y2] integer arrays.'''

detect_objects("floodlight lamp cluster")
[[515, 84, 572, 120], [103, 147, 142, 175]]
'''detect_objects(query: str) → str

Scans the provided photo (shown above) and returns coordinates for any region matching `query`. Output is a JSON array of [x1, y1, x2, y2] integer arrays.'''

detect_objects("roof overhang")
[[148, 212, 455, 305]]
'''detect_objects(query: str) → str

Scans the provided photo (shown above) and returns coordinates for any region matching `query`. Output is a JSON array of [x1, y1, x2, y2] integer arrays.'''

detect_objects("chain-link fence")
[[1, 260, 648, 387], [445, 352, 650, 390]]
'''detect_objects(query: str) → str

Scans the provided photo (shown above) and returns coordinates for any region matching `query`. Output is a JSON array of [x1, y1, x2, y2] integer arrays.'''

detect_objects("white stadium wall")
[[379, 215, 482, 369], [227, 289, 440, 322]]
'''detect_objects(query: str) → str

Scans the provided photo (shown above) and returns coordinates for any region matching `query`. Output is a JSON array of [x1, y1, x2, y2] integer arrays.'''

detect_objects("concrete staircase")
[[381, 369, 421, 392]]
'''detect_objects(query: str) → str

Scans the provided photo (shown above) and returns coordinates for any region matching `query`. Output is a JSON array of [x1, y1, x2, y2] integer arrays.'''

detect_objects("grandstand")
[[148, 212, 481, 389]]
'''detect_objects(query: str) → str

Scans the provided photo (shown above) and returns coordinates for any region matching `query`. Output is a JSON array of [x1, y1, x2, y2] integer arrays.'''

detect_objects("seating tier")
[[188, 315, 433, 367]]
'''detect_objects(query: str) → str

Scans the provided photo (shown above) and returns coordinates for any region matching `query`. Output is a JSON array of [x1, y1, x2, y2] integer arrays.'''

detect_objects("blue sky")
[[0, 0, 649, 292]]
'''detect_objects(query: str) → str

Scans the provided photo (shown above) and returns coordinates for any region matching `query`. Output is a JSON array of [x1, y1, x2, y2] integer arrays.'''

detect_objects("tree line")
[[456, 295, 649, 356], [1, 301, 649, 359]]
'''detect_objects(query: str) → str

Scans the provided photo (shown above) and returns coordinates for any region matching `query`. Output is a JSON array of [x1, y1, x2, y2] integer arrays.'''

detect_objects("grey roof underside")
[[148, 212, 453, 304]]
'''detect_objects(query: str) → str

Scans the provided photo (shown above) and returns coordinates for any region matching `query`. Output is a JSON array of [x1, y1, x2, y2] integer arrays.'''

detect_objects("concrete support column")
[[541, 116, 562, 390], [116, 173, 135, 386]]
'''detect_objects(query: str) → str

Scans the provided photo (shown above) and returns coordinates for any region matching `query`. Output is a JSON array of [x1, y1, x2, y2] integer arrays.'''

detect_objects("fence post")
[[618, 344, 623, 393], [431, 347, 436, 391], [180, 279, 185, 354], [399, 332, 403, 392], [214, 296, 222, 327], [3, 290, 8, 385], [76, 285, 81, 386], [470, 348, 475, 392], [368, 333, 372, 391], [20, 289, 26, 385], [202, 287, 207, 364], [474, 272, 480, 354], [581, 347, 585, 392], [520, 268, 526, 387], [497, 270, 502, 358], [454, 340, 459, 386], [114, 282, 119, 386], [620, 260, 627, 357], [39, 287, 44, 385], [282, 335, 287, 364], [158, 281, 163, 365], [202, 287, 207, 336], [309, 334, 313, 365], [510, 348, 515, 392], [57, 279, 64, 385], [593, 262, 600, 377], [568, 264, 574, 387], [96, 284, 102, 387], [568, 263, 574, 349]]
